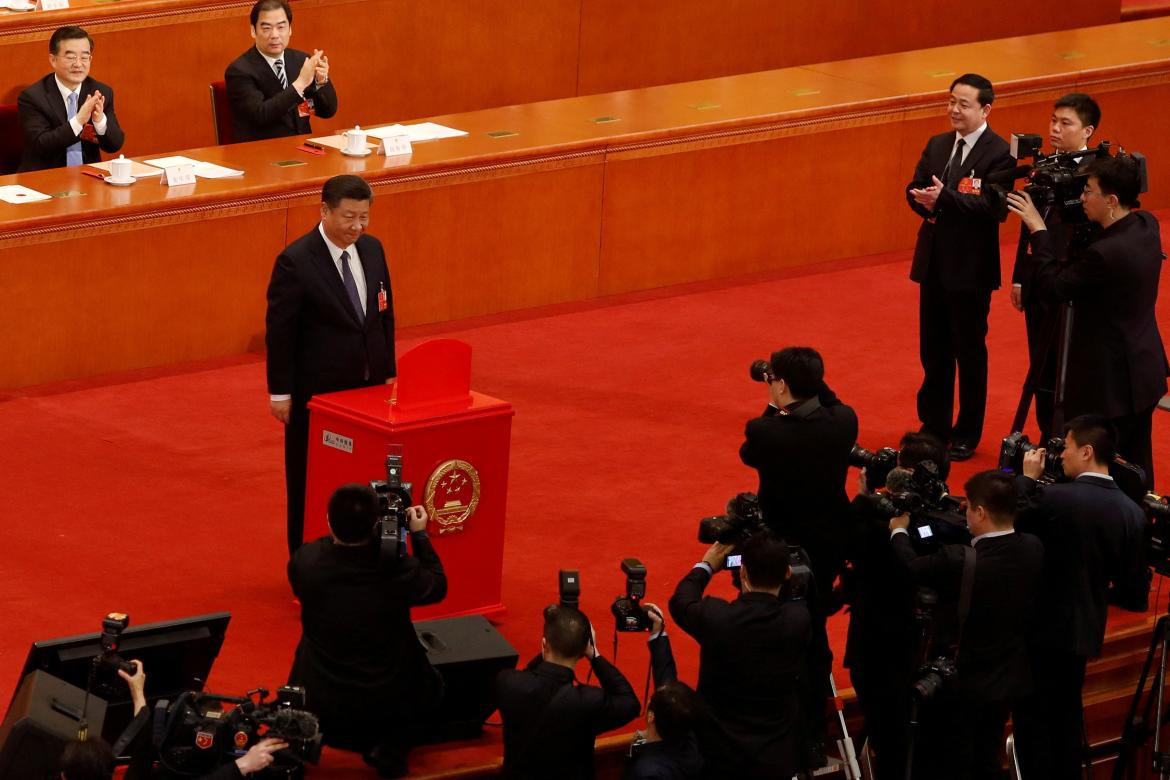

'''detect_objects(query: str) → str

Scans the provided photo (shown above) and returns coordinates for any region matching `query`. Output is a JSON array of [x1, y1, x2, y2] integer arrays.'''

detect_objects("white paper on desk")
[[367, 122, 467, 143], [2, 1, 37, 10], [143, 155, 201, 169], [193, 162, 244, 179], [0, 185, 51, 204], [89, 159, 163, 179]]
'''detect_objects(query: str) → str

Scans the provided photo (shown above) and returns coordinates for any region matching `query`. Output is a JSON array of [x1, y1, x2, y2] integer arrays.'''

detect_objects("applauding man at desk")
[[18, 26, 125, 172], [226, 0, 337, 143]]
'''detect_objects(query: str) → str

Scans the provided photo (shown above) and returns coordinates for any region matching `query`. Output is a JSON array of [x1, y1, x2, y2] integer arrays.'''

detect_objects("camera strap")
[[955, 545, 977, 654]]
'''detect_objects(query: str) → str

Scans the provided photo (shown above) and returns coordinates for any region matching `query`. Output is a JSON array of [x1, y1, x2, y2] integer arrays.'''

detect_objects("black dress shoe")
[[949, 443, 976, 461]]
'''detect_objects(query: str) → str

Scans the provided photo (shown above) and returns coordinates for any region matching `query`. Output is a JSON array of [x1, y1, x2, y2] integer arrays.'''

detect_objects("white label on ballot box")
[[322, 431, 354, 454], [38, 0, 69, 9], [378, 135, 412, 158], [164, 164, 196, 186]]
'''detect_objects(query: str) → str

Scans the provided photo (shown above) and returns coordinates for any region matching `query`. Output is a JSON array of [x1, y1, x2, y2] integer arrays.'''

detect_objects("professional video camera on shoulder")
[[369, 452, 413, 560], [985, 135, 1148, 231], [153, 686, 321, 778]]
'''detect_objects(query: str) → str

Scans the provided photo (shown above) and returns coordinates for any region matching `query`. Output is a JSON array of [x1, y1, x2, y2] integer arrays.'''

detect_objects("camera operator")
[[1009, 93, 1101, 440], [496, 604, 640, 779], [738, 345, 856, 757], [1008, 154, 1168, 487], [287, 483, 446, 778], [668, 531, 811, 779], [623, 603, 704, 780], [1010, 414, 1148, 780], [888, 471, 1042, 779], [841, 432, 949, 779]]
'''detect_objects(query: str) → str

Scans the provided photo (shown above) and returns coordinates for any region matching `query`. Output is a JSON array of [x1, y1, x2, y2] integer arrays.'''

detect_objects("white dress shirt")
[[946, 122, 987, 179], [259, 50, 303, 97], [55, 76, 107, 137]]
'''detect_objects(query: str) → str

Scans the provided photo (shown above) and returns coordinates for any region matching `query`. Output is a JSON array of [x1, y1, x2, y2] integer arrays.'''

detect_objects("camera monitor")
[[7, 612, 230, 745]]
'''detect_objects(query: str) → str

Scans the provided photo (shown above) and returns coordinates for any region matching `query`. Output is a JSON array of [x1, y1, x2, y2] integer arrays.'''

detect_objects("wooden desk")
[[2, 17, 1169, 390], [0, 0, 1119, 158]]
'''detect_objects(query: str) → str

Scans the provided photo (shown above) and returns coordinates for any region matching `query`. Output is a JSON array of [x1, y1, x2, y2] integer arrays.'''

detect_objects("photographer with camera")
[[1009, 93, 1102, 440], [1008, 154, 1168, 488], [1010, 414, 1148, 780], [669, 531, 811, 779], [496, 604, 640, 779], [287, 483, 445, 778], [841, 432, 949, 779], [623, 603, 704, 780], [888, 470, 1042, 779], [739, 345, 856, 758]]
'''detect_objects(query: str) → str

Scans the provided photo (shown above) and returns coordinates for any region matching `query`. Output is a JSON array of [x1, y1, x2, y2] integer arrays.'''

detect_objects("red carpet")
[[2, 219, 1168, 776]]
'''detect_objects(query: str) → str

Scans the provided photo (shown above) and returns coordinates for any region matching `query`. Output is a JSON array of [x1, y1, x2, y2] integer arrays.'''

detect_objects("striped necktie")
[[65, 92, 83, 167], [273, 58, 288, 89]]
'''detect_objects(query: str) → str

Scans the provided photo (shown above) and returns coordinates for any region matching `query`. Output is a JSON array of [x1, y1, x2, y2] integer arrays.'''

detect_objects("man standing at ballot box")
[[266, 175, 396, 556], [906, 73, 1014, 462], [225, 0, 338, 143], [18, 26, 125, 172]]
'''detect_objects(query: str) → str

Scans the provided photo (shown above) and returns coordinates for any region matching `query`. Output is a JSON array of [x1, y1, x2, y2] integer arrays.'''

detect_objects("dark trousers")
[[1023, 300, 1056, 441], [850, 662, 911, 780], [284, 404, 310, 556], [914, 691, 1010, 780], [917, 284, 993, 447], [1012, 649, 1087, 780], [1113, 404, 1157, 490]]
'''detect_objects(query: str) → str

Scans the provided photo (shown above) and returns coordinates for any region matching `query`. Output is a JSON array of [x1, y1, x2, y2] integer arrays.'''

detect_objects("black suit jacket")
[[287, 531, 445, 746], [668, 566, 810, 775], [265, 228, 396, 408], [906, 128, 1014, 291], [17, 74, 124, 172], [496, 655, 639, 780], [739, 388, 858, 572], [1016, 474, 1148, 657], [225, 47, 338, 142], [891, 532, 1043, 705], [1025, 210, 1169, 418]]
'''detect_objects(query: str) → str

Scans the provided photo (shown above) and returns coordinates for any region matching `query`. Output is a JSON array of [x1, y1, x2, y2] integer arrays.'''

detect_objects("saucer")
[[104, 175, 135, 186], [340, 148, 372, 158]]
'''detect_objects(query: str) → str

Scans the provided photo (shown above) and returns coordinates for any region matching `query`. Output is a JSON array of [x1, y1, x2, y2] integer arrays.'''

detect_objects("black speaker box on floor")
[[0, 670, 107, 779], [414, 615, 518, 742]]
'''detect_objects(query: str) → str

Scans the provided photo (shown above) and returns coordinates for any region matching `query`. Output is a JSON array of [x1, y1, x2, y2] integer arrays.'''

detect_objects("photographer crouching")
[[888, 471, 1042, 779], [669, 530, 811, 779], [288, 483, 446, 778], [840, 432, 950, 779], [739, 346, 858, 758]]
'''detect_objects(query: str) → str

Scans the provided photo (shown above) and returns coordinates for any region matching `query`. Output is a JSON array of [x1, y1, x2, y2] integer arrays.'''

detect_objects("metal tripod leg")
[[1112, 615, 1170, 779]]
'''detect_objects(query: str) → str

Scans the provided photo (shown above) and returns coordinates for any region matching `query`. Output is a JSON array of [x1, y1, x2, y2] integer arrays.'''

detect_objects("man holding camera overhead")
[[669, 531, 811, 779]]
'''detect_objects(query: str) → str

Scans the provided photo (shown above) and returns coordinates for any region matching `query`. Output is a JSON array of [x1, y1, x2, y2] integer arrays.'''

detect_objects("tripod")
[[1107, 593, 1170, 779], [1009, 299, 1074, 439]]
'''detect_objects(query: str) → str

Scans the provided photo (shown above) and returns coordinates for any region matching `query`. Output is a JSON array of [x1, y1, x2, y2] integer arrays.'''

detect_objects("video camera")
[[1146, 494, 1170, 577], [370, 453, 413, 560], [998, 431, 1147, 500], [154, 686, 321, 778], [858, 458, 968, 547], [611, 558, 653, 632]]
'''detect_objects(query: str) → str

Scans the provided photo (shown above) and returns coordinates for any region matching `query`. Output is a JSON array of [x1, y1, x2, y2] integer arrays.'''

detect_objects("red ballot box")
[[304, 339, 512, 620]]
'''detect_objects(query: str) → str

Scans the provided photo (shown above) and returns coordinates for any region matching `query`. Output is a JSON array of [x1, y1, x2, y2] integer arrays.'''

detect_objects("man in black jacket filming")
[[669, 531, 811, 779], [288, 483, 446, 778], [1011, 414, 1148, 779], [497, 604, 640, 779], [889, 471, 1042, 780]]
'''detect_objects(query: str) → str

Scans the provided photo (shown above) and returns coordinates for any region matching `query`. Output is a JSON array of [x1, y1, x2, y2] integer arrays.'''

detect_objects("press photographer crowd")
[[23, 76, 1170, 780]]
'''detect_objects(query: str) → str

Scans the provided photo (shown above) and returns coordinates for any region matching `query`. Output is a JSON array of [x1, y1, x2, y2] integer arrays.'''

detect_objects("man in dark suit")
[[1011, 415, 1148, 780], [266, 174, 396, 555], [889, 470, 1043, 779], [288, 484, 445, 778], [906, 73, 1015, 460], [1008, 154, 1168, 486], [18, 26, 124, 172], [669, 531, 812, 779], [1009, 93, 1102, 441], [225, 0, 337, 143], [496, 604, 640, 779], [739, 345, 856, 757]]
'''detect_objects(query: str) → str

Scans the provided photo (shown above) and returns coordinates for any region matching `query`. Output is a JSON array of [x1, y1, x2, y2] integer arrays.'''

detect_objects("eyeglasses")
[[57, 53, 92, 64]]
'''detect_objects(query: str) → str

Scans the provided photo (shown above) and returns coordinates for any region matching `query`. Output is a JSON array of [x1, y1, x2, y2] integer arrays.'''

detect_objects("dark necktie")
[[339, 251, 365, 322], [944, 138, 966, 188], [273, 59, 288, 89]]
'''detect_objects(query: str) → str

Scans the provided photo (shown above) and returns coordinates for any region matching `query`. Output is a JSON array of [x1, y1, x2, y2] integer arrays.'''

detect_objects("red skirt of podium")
[[304, 339, 512, 620]]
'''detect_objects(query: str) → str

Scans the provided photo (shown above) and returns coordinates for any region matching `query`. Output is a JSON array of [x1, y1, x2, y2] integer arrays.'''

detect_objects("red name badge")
[[80, 123, 98, 143], [378, 283, 388, 312], [958, 176, 982, 195], [297, 99, 314, 118]]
